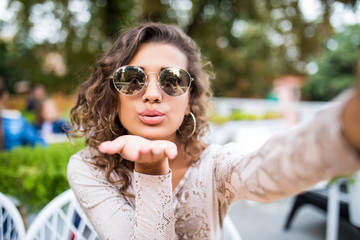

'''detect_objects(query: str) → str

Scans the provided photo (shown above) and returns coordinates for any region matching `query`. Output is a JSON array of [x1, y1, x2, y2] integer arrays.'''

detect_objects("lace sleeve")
[[67, 154, 135, 240], [67, 151, 175, 240], [134, 171, 175, 240], [214, 98, 360, 208]]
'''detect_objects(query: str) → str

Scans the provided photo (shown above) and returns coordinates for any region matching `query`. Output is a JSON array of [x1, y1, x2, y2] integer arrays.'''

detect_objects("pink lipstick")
[[139, 109, 165, 125]]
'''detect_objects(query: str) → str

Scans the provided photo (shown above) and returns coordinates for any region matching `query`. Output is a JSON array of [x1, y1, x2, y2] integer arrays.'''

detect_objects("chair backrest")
[[0, 192, 26, 240], [221, 215, 242, 240], [23, 188, 241, 240], [25, 189, 99, 240]]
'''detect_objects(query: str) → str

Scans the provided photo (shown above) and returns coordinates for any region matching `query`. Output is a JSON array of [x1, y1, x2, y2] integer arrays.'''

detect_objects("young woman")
[[67, 22, 360, 239]]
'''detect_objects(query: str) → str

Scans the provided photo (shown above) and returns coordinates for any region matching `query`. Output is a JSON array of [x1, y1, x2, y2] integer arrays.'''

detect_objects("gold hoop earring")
[[178, 112, 196, 138]]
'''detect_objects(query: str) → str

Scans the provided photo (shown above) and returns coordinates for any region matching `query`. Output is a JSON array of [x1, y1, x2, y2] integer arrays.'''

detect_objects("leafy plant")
[[301, 25, 360, 101], [0, 139, 85, 213], [210, 109, 283, 125], [1, 1, 358, 97]]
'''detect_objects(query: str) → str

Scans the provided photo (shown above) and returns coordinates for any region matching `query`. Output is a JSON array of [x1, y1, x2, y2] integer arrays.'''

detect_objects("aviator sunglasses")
[[111, 66, 194, 96]]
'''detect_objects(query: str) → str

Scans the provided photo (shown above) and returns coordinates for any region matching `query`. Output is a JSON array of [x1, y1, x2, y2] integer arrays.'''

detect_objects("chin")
[[138, 131, 177, 142]]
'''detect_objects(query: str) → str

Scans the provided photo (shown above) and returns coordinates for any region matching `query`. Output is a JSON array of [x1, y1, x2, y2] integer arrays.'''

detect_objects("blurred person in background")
[[34, 98, 69, 143], [25, 84, 46, 112], [0, 78, 46, 150]]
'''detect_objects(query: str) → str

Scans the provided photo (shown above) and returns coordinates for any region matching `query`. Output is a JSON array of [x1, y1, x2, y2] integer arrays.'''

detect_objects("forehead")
[[129, 42, 188, 70]]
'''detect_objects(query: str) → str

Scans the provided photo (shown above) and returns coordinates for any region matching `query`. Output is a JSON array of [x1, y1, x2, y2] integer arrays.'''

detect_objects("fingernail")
[[169, 148, 178, 158], [98, 142, 108, 152], [152, 148, 162, 155], [98, 144, 105, 152]]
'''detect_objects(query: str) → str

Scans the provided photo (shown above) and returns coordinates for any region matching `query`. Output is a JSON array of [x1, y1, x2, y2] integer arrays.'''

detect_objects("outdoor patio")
[[210, 98, 360, 240], [228, 197, 360, 240]]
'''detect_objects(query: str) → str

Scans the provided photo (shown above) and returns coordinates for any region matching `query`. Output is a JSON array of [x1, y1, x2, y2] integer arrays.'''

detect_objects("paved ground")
[[228, 197, 360, 240]]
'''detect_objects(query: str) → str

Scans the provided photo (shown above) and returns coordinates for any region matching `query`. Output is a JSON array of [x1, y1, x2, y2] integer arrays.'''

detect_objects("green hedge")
[[0, 140, 85, 212], [210, 110, 283, 125]]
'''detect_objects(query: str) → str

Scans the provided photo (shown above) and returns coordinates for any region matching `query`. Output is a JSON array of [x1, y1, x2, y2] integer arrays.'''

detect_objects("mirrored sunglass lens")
[[159, 68, 191, 96], [113, 67, 145, 95]]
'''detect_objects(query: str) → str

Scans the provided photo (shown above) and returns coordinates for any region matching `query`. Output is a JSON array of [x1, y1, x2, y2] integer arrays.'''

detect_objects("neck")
[[169, 141, 195, 170]]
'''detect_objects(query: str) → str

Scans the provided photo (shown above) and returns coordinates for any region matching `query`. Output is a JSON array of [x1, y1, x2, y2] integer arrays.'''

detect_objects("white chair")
[[221, 215, 242, 240], [26, 189, 241, 240], [25, 189, 99, 240], [0, 192, 26, 240]]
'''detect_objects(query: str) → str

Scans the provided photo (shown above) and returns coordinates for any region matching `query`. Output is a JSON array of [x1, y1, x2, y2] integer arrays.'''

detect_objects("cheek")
[[118, 101, 129, 122], [117, 96, 132, 123], [170, 96, 190, 120]]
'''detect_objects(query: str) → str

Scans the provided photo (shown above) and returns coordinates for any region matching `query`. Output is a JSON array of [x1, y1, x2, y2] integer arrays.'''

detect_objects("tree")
[[1, 0, 140, 93], [301, 24, 360, 101], [0, 0, 359, 97]]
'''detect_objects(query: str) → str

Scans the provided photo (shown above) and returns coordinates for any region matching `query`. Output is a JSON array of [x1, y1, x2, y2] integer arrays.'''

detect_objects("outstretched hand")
[[98, 135, 178, 175], [342, 78, 360, 153]]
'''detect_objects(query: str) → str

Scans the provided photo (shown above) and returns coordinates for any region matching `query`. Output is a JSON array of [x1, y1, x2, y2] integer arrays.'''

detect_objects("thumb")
[[98, 137, 128, 154]]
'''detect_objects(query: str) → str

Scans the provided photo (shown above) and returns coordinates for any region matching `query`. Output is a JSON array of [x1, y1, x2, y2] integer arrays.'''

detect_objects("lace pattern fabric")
[[67, 96, 360, 240], [134, 171, 175, 239]]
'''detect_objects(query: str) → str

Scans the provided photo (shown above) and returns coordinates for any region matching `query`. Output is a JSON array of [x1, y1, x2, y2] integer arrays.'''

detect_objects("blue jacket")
[[35, 120, 70, 134], [1, 110, 46, 150]]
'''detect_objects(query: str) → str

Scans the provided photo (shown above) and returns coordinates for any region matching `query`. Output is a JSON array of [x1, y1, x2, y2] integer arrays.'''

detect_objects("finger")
[[139, 145, 152, 155], [137, 145, 156, 162], [150, 141, 177, 160], [132, 145, 165, 163], [151, 145, 166, 160], [163, 142, 178, 160], [152, 145, 164, 155], [121, 142, 143, 161], [98, 137, 128, 154]]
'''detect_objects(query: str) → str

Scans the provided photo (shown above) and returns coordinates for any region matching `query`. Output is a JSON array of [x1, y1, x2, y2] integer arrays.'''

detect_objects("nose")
[[142, 75, 162, 103]]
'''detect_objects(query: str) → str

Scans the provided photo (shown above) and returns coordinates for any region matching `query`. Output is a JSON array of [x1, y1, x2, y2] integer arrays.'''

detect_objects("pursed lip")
[[138, 109, 165, 125]]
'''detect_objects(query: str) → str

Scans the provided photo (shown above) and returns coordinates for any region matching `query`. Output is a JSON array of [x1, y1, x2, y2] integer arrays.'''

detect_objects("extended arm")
[[214, 90, 360, 208]]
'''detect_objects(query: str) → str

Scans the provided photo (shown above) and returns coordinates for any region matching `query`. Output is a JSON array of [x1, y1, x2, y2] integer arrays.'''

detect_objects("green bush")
[[0, 140, 85, 213], [301, 25, 360, 101], [210, 110, 283, 125]]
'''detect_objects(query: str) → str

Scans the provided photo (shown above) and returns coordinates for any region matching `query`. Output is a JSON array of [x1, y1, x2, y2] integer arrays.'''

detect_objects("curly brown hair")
[[70, 22, 213, 194]]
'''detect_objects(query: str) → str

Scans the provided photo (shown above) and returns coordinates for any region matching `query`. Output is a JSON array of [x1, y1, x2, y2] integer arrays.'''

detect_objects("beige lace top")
[[67, 98, 360, 240]]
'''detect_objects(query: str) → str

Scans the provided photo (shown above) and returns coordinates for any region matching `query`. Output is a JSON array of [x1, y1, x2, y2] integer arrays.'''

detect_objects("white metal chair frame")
[[0, 192, 26, 240], [25, 189, 99, 240], [222, 215, 242, 240], [2, 188, 241, 240]]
